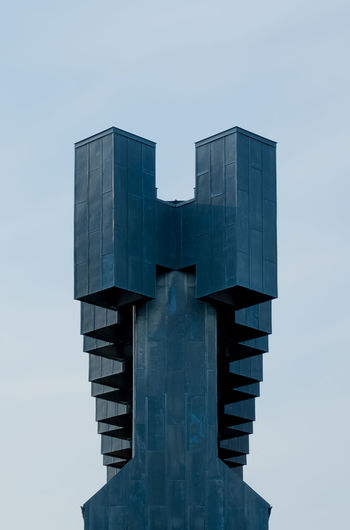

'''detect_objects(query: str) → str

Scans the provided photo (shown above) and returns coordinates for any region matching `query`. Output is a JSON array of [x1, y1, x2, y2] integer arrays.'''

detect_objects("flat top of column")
[[75, 127, 156, 148], [195, 126, 276, 147]]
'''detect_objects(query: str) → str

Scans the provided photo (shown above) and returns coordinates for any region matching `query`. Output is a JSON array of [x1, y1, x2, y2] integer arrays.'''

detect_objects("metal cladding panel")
[[74, 128, 156, 307], [155, 201, 180, 269], [74, 133, 114, 299], [80, 302, 119, 336], [195, 128, 277, 306], [113, 132, 156, 299], [236, 131, 277, 298], [179, 200, 197, 268], [235, 301, 272, 335], [195, 133, 236, 298]]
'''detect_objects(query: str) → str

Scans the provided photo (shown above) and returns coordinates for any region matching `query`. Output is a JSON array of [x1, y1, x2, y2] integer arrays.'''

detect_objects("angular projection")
[[74, 126, 277, 529]]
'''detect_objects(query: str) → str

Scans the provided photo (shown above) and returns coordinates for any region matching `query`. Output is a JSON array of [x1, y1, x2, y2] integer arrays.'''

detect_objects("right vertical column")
[[195, 127, 277, 309]]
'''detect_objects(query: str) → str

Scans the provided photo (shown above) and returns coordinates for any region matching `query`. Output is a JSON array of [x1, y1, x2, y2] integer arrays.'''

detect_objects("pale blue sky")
[[0, 1, 349, 528]]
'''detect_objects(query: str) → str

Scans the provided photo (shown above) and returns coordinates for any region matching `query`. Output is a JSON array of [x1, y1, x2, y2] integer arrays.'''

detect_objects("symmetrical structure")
[[74, 126, 277, 529]]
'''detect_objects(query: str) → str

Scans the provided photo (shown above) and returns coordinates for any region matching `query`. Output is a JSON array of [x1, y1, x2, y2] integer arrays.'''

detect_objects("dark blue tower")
[[74, 126, 277, 529]]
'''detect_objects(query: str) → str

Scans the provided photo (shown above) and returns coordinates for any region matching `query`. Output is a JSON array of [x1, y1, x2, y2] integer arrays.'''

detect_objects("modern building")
[[74, 126, 277, 529]]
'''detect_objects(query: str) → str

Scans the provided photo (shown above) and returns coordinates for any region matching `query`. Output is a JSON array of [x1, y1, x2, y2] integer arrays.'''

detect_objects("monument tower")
[[74, 126, 277, 529]]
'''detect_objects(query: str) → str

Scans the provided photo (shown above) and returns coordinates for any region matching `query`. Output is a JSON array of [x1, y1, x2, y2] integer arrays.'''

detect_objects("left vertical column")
[[74, 128, 157, 309]]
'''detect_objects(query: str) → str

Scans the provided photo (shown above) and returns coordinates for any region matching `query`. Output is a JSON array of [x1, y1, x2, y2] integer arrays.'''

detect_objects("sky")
[[0, 0, 349, 528]]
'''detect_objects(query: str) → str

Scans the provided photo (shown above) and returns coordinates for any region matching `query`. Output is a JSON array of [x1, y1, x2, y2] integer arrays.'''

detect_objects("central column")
[[132, 269, 218, 527]]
